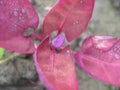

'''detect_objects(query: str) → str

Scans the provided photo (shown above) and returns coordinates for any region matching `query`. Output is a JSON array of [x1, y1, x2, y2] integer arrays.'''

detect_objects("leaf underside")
[[34, 37, 78, 90], [0, 0, 39, 53], [42, 0, 94, 41], [75, 35, 120, 86]]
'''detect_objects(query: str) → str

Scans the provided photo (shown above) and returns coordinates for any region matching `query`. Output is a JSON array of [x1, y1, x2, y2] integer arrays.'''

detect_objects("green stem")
[[0, 53, 20, 63]]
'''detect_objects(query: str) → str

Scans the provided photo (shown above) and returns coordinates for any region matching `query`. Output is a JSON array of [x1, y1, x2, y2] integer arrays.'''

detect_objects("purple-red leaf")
[[0, 0, 39, 53], [75, 35, 120, 86], [42, 0, 94, 41], [34, 37, 78, 90]]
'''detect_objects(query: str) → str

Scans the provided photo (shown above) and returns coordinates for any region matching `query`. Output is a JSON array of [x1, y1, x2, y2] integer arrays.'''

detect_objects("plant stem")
[[71, 50, 77, 55], [0, 53, 20, 64], [31, 33, 44, 40]]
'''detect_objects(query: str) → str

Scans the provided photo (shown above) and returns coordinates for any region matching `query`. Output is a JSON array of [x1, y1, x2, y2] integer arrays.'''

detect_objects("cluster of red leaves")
[[0, 0, 120, 90]]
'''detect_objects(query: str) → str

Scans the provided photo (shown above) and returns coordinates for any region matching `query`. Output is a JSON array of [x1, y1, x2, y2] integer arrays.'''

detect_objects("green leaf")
[[0, 48, 5, 58]]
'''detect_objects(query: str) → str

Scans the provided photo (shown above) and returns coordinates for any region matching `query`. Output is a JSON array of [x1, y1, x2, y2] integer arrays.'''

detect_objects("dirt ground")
[[0, 0, 120, 90]]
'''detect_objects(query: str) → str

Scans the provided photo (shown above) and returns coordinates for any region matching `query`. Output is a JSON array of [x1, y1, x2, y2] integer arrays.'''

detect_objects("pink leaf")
[[42, 0, 94, 41], [0, 0, 39, 53], [34, 37, 78, 90], [0, 36, 35, 54], [75, 35, 120, 86]]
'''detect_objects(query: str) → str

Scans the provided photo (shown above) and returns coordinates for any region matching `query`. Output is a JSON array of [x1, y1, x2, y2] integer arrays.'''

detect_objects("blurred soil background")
[[0, 0, 120, 90]]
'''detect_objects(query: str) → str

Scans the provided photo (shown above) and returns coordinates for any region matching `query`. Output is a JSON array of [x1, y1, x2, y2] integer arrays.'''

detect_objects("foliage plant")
[[0, 0, 120, 90]]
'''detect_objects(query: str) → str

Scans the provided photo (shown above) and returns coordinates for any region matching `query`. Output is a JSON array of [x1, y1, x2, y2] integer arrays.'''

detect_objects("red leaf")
[[42, 0, 94, 41], [0, 36, 35, 54], [34, 37, 78, 90], [75, 35, 120, 86], [0, 0, 39, 53]]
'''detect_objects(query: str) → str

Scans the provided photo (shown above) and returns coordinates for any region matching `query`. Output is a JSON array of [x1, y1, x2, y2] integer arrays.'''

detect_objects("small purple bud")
[[52, 34, 65, 48]]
